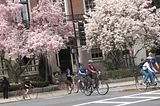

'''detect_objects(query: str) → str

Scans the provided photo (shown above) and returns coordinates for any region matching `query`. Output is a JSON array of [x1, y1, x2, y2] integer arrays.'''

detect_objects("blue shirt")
[[78, 68, 87, 76], [145, 57, 156, 66]]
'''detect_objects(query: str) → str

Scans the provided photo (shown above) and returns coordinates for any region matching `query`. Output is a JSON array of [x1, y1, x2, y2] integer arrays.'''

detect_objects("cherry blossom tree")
[[27, 0, 73, 56], [0, 0, 73, 83], [85, 0, 160, 56]]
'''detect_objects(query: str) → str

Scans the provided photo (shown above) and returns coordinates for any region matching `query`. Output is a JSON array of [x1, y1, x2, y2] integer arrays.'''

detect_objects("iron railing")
[[0, 65, 39, 78]]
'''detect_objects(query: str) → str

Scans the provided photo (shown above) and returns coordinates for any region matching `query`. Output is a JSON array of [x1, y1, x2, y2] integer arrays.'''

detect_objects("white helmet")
[[25, 77, 29, 80], [88, 60, 93, 63]]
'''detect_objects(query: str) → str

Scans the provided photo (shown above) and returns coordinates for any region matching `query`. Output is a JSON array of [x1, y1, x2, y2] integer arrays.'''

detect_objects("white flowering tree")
[[84, 0, 160, 68], [85, 0, 160, 55], [0, 0, 73, 82]]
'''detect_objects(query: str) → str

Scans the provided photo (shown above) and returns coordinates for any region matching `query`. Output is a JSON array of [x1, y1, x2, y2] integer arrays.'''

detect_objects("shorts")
[[66, 79, 72, 86]]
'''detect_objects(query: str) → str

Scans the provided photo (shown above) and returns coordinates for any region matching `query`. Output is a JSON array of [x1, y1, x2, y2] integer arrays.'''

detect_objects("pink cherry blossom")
[[0, 0, 73, 57]]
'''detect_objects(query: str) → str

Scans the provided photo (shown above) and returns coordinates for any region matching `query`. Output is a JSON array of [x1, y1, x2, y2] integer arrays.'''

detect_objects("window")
[[85, 0, 96, 12], [51, 0, 65, 12], [91, 47, 103, 59], [20, 0, 30, 27]]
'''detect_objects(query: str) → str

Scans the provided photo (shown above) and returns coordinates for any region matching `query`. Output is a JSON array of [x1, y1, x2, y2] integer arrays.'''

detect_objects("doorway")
[[59, 48, 72, 73]]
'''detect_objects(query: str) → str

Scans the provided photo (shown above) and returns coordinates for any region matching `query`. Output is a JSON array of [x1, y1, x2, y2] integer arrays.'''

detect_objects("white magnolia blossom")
[[85, 0, 160, 52]]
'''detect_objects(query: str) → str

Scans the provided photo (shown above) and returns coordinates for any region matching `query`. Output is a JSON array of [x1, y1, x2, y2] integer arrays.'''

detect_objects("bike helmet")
[[88, 60, 93, 63], [66, 68, 70, 72], [25, 77, 29, 80]]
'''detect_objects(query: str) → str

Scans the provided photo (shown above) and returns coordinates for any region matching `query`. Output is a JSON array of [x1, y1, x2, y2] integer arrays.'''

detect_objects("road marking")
[[115, 98, 157, 106], [73, 90, 160, 106], [95, 101, 130, 104], [120, 96, 159, 98]]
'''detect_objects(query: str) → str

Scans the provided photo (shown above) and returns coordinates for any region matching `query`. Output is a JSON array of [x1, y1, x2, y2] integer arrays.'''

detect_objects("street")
[[1, 85, 160, 106]]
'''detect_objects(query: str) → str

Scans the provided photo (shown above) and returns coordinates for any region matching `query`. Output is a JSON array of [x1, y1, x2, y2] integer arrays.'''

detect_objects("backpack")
[[137, 62, 145, 69]]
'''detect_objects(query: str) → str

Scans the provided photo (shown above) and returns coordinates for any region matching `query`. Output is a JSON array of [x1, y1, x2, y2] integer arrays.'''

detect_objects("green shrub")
[[9, 84, 21, 91], [0, 84, 20, 93], [31, 81, 49, 87], [100, 68, 136, 80]]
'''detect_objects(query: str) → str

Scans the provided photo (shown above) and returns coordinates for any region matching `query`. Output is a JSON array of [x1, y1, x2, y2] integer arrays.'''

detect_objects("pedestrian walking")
[[1, 77, 10, 99]]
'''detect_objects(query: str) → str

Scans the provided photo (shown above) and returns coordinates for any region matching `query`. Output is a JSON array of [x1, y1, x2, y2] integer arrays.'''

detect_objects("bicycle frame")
[[15, 86, 38, 100]]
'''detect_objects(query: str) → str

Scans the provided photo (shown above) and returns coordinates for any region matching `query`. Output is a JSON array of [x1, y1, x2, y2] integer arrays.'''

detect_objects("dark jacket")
[[1, 80, 10, 89]]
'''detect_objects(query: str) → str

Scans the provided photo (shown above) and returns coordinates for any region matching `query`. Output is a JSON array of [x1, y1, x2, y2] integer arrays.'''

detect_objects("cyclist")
[[66, 68, 74, 92], [23, 77, 31, 96], [78, 64, 91, 89], [141, 57, 158, 86], [145, 52, 159, 69], [88, 60, 101, 88]]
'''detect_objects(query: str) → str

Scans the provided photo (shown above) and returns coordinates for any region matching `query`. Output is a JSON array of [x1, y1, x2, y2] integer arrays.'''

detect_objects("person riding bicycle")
[[66, 68, 74, 92], [23, 77, 31, 96], [78, 64, 92, 89], [145, 52, 159, 69], [87, 60, 101, 88], [141, 57, 158, 86]]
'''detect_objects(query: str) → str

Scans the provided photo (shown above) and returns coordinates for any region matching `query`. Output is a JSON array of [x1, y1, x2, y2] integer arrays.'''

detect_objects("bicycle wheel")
[[84, 85, 93, 96], [135, 77, 147, 92], [97, 80, 109, 95], [15, 90, 25, 101], [73, 82, 79, 93], [153, 75, 160, 90], [28, 88, 38, 99]]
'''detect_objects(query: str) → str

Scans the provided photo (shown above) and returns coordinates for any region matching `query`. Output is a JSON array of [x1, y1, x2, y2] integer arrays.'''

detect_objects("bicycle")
[[66, 75, 79, 94], [76, 76, 89, 93], [135, 71, 160, 92], [84, 72, 109, 96], [15, 85, 38, 100]]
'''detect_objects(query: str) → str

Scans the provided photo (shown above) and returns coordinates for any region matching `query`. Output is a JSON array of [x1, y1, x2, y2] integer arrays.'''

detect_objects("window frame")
[[84, 0, 96, 13], [90, 47, 103, 60], [20, 0, 30, 27]]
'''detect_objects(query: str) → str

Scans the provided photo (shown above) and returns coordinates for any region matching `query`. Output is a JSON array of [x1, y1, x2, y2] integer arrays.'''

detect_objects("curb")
[[120, 86, 160, 92]]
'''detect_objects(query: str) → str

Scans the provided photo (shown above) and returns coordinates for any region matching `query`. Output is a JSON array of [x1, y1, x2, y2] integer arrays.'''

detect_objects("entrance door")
[[59, 48, 72, 73]]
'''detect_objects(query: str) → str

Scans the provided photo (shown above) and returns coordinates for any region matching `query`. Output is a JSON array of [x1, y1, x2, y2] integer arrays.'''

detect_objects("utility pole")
[[69, 0, 79, 67]]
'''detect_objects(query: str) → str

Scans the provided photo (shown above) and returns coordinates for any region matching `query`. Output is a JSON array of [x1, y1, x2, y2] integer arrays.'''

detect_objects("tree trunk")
[[2, 57, 32, 83]]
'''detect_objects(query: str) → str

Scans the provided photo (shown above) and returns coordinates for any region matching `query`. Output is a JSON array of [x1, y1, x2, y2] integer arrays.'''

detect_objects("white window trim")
[[90, 47, 104, 60], [83, 0, 87, 14], [83, 0, 95, 13]]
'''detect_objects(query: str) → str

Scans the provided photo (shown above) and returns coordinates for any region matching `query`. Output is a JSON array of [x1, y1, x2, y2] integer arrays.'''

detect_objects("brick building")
[[1, 0, 148, 81], [26, 0, 104, 74]]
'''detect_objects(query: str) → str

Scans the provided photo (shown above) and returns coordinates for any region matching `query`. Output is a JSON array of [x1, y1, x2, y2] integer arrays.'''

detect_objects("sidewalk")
[[0, 75, 159, 104]]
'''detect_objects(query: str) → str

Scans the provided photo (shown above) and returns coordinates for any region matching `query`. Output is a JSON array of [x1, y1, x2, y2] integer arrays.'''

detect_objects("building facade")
[[1, 0, 154, 80]]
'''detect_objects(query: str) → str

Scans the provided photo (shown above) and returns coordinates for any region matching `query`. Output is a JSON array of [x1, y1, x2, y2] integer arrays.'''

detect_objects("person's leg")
[[148, 71, 155, 84], [5, 88, 8, 99], [25, 88, 29, 95], [140, 70, 149, 83], [80, 77, 85, 88], [67, 80, 72, 90], [3, 88, 5, 99], [70, 79, 74, 89], [86, 75, 92, 87]]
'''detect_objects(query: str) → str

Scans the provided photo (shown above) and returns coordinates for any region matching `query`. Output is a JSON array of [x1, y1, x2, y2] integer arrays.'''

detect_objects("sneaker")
[[151, 82, 157, 86], [25, 94, 28, 98], [142, 83, 147, 86]]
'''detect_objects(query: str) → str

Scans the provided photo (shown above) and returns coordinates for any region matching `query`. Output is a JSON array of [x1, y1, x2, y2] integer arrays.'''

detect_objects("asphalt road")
[[1, 86, 160, 106]]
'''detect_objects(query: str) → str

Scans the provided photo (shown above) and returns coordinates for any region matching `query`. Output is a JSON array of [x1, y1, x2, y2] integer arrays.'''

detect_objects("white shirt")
[[142, 62, 157, 73]]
